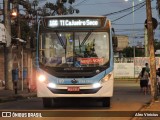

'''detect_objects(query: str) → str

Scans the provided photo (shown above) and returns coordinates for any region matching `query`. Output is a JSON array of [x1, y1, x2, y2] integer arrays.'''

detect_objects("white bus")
[[35, 16, 117, 108]]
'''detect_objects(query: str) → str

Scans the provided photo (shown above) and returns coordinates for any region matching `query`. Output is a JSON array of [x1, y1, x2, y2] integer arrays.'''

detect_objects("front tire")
[[43, 98, 53, 108], [102, 97, 110, 108]]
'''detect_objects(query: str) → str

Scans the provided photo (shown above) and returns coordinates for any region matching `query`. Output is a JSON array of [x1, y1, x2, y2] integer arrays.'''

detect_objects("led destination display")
[[48, 19, 99, 27], [45, 17, 105, 28]]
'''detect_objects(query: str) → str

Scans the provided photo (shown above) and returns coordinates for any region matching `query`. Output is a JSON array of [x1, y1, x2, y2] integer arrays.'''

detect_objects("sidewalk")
[[0, 87, 36, 103], [131, 98, 160, 120]]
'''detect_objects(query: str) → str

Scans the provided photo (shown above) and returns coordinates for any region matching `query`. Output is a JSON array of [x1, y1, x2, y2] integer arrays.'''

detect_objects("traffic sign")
[[145, 17, 158, 30]]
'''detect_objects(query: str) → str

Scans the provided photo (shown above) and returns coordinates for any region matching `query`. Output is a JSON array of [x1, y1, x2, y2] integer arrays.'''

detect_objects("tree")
[[157, 0, 160, 17], [154, 39, 160, 51], [122, 47, 134, 57], [122, 46, 145, 57], [43, 0, 79, 16], [11, 19, 31, 43]]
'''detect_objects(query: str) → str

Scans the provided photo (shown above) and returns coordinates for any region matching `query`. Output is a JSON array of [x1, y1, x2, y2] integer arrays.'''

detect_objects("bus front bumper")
[[36, 79, 113, 97]]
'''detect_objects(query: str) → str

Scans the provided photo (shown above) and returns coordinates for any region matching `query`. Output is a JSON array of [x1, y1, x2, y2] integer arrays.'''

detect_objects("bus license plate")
[[67, 87, 80, 91]]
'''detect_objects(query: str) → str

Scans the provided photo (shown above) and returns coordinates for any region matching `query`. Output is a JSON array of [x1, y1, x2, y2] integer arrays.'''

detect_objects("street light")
[[15, 38, 26, 43], [124, 0, 143, 78], [11, 11, 17, 17], [124, 0, 135, 57], [124, 0, 143, 58]]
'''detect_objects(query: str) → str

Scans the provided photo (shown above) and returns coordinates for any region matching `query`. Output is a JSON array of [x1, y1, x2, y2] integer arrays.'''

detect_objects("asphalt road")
[[0, 80, 152, 120]]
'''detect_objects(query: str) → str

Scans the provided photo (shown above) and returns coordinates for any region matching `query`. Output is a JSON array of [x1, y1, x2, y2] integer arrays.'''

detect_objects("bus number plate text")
[[67, 87, 80, 92]]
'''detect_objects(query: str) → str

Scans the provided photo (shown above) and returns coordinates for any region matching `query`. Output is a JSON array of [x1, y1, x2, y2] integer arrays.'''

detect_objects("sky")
[[75, 0, 159, 47], [0, 0, 159, 46], [36, 0, 160, 46]]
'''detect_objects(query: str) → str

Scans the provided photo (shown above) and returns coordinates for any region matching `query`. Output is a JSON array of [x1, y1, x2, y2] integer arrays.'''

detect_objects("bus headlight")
[[38, 75, 46, 82], [47, 83, 56, 88], [102, 74, 112, 82], [92, 83, 101, 88]]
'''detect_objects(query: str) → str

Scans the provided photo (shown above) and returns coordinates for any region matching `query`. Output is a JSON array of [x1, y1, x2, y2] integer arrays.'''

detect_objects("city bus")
[[35, 15, 116, 108]]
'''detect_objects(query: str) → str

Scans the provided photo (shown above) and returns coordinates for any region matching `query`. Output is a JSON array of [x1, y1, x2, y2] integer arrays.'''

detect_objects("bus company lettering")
[[56, 79, 64, 84], [60, 20, 98, 26], [48, 20, 58, 27], [80, 58, 104, 64], [78, 79, 90, 84], [56, 79, 90, 84], [48, 19, 99, 27]]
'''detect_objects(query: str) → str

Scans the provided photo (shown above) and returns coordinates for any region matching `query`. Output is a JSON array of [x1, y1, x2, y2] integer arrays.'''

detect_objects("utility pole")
[[14, 1, 23, 91], [3, 0, 13, 90], [144, 27, 149, 57], [146, 0, 157, 101]]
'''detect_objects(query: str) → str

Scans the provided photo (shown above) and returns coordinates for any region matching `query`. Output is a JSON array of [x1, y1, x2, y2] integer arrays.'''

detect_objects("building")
[[114, 35, 129, 57]]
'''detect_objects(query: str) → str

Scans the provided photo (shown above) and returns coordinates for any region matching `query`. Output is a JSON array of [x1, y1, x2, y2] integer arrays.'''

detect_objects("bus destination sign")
[[47, 18, 102, 28]]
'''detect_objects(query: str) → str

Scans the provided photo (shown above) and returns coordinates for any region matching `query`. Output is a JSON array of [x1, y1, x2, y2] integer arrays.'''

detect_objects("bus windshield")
[[39, 31, 110, 67]]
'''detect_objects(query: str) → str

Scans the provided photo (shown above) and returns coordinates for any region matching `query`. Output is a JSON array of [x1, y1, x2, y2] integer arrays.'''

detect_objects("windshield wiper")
[[80, 31, 92, 47], [56, 32, 65, 49]]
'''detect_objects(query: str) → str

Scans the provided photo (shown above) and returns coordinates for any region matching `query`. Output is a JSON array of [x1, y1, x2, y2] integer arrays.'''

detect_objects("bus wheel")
[[43, 98, 53, 108], [102, 97, 110, 108]]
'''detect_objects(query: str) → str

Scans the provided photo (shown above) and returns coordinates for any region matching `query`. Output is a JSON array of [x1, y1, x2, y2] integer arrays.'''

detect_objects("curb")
[[130, 99, 160, 120], [130, 102, 151, 120], [0, 93, 37, 103]]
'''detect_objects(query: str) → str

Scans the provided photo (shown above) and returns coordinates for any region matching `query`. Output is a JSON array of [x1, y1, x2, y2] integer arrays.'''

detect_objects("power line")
[[111, 2, 146, 22], [103, 1, 146, 16], [115, 28, 160, 31], [115, 30, 144, 32], [109, 0, 155, 23], [74, 2, 123, 6], [112, 23, 144, 25], [115, 28, 144, 30], [73, 0, 88, 7]]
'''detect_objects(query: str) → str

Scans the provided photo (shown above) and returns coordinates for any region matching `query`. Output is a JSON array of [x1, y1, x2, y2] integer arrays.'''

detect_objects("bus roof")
[[42, 15, 108, 19]]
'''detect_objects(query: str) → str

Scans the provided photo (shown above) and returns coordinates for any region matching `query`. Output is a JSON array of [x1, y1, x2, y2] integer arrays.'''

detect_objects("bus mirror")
[[112, 36, 118, 48]]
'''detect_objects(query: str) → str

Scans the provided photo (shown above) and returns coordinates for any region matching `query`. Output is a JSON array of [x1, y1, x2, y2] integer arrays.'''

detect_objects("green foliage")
[[154, 39, 160, 51], [18, 0, 32, 9], [68, 0, 75, 4], [122, 46, 145, 57], [157, 0, 160, 17], [122, 47, 134, 57], [10, 0, 79, 47], [122, 38, 160, 57], [135, 48, 145, 57], [44, 0, 79, 15], [20, 20, 31, 41], [11, 19, 32, 41]]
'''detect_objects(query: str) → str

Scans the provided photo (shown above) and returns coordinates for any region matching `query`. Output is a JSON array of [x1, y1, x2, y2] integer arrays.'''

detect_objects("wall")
[[116, 35, 129, 51], [114, 57, 160, 78]]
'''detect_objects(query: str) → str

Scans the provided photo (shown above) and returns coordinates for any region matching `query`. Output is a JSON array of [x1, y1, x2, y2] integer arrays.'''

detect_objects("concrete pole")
[[131, 0, 136, 78], [132, 0, 135, 58]]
